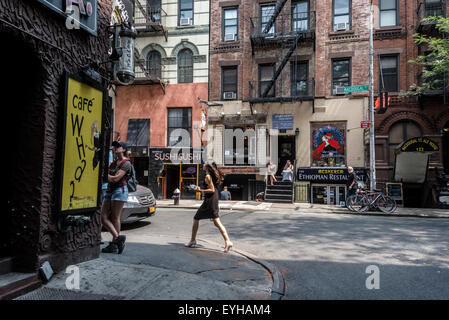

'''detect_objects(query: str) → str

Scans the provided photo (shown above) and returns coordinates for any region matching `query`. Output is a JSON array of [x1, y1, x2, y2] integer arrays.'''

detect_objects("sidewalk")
[[158, 199, 449, 218], [15, 235, 283, 300]]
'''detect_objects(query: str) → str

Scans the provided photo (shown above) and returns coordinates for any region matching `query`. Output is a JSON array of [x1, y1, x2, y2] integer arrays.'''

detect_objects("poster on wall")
[[311, 122, 346, 167], [59, 74, 105, 214]]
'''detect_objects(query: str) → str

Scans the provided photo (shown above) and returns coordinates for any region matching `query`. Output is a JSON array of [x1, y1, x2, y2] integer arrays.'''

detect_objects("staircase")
[[264, 176, 294, 203], [0, 257, 41, 300]]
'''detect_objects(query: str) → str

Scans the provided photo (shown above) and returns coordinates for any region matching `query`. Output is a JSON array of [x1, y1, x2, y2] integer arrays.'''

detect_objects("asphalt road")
[[123, 207, 449, 300]]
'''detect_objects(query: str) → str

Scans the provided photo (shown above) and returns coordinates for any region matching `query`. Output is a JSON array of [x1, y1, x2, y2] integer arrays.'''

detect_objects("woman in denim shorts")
[[101, 141, 132, 254]]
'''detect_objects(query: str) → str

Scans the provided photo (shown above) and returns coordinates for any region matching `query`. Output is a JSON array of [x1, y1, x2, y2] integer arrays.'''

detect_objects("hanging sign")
[[59, 74, 105, 214], [37, 0, 98, 36], [399, 137, 439, 153]]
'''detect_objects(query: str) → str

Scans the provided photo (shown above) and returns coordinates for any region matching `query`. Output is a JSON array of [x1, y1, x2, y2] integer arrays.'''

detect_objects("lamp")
[[116, 25, 137, 85]]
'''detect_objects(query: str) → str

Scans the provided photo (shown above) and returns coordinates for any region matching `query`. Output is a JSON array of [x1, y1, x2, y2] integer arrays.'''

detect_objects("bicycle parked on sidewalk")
[[347, 188, 397, 214]]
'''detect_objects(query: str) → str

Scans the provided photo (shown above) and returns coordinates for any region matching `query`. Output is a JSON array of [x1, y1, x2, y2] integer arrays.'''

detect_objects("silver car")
[[121, 185, 157, 224]]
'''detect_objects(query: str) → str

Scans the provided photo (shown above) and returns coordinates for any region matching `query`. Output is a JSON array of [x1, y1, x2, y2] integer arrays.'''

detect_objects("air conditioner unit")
[[334, 22, 350, 31], [180, 18, 192, 26], [333, 86, 346, 95], [224, 33, 236, 41], [223, 91, 237, 100]]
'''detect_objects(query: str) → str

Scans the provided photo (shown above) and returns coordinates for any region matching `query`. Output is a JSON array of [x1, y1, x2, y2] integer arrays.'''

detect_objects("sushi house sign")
[[37, 0, 98, 36]]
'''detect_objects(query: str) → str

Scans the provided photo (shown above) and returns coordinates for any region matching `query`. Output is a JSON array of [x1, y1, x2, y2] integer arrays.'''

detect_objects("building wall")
[[1, 0, 113, 272]]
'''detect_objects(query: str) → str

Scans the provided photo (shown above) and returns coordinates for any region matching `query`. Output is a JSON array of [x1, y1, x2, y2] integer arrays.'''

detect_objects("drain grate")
[[15, 287, 124, 300]]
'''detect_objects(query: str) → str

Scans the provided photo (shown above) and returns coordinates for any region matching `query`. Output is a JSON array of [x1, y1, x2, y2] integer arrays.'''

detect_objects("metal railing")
[[250, 11, 316, 39], [134, 58, 166, 81], [134, 6, 167, 30], [417, 0, 446, 25], [248, 79, 315, 102]]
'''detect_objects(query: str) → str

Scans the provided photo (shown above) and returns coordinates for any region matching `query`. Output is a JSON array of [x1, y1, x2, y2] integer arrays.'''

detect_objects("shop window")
[[379, 55, 399, 92], [333, 0, 351, 31], [291, 61, 308, 96], [311, 122, 346, 167], [222, 66, 238, 100], [224, 126, 256, 166], [223, 7, 238, 41], [292, 1, 309, 31], [388, 121, 422, 165], [146, 50, 161, 79], [379, 0, 397, 27], [167, 108, 192, 147], [178, 48, 193, 83]]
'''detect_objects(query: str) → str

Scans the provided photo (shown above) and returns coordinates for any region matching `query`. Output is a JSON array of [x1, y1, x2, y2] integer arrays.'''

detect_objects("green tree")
[[404, 16, 449, 96]]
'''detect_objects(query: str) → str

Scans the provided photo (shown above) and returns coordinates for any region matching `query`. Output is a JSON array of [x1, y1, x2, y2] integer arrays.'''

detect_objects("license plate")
[[149, 207, 155, 213]]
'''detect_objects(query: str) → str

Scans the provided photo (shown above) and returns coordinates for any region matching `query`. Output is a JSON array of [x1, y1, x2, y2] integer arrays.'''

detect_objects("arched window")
[[146, 50, 161, 79], [178, 49, 193, 83], [388, 120, 422, 164]]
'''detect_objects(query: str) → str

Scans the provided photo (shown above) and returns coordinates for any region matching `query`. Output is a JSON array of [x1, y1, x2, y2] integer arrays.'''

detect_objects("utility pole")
[[369, 1, 376, 190]]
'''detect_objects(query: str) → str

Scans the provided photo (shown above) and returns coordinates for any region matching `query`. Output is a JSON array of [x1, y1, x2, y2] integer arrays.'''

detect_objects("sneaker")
[[115, 235, 126, 254], [101, 242, 118, 253]]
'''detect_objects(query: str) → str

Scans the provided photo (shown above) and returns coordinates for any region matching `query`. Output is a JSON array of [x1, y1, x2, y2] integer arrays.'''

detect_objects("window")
[[425, 0, 444, 17], [224, 126, 256, 166], [147, 50, 161, 79], [332, 59, 350, 95], [127, 119, 150, 147], [380, 0, 397, 27], [311, 122, 346, 167], [259, 64, 275, 97], [223, 7, 238, 41], [292, 1, 309, 31], [179, 0, 193, 25], [388, 121, 422, 164], [178, 49, 193, 83], [333, 0, 351, 31], [379, 55, 399, 92], [260, 3, 276, 34], [147, 0, 161, 22], [291, 61, 308, 96], [222, 66, 238, 100], [167, 108, 192, 147]]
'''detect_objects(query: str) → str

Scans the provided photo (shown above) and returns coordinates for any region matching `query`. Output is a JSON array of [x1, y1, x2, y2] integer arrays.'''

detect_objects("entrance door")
[[278, 135, 296, 175], [133, 157, 150, 186], [165, 164, 180, 199]]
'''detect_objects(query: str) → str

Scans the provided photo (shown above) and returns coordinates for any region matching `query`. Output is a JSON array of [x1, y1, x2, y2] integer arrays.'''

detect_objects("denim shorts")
[[103, 185, 128, 202]]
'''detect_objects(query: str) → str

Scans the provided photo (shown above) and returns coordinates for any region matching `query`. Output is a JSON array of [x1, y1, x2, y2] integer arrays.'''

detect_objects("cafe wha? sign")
[[37, 0, 98, 36]]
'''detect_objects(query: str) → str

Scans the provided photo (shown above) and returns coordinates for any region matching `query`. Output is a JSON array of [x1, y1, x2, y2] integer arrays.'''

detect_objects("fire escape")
[[133, 0, 168, 94], [415, 0, 448, 105], [249, 0, 316, 104]]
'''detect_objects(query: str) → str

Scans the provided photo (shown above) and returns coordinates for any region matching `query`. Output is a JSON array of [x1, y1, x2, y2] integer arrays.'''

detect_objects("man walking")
[[345, 166, 358, 207], [220, 186, 232, 201]]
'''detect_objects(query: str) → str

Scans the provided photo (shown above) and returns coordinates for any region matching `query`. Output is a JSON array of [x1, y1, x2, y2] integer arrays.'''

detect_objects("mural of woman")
[[86, 120, 101, 170]]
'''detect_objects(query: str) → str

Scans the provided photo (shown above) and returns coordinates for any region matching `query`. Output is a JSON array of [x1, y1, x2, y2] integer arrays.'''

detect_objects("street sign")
[[361, 121, 370, 128], [344, 85, 369, 93]]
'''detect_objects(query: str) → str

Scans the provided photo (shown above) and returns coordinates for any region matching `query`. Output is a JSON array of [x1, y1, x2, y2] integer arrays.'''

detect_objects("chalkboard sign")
[[386, 183, 403, 202]]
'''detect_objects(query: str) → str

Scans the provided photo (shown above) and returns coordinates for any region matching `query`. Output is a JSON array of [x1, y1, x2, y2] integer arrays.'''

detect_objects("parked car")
[[121, 185, 157, 224]]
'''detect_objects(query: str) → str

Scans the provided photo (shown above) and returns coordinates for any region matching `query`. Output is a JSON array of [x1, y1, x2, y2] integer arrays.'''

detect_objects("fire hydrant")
[[173, 188, 180, 205]]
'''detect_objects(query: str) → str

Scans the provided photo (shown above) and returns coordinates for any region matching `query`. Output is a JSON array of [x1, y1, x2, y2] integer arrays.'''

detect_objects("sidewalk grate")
[[15, 287, 124, 300]]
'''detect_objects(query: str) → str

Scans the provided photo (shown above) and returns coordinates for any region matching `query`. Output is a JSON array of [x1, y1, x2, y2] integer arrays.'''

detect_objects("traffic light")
[[375, 91, 390, 114]]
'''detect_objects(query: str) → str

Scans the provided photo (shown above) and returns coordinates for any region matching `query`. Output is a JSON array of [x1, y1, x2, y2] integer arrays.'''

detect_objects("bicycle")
[[347, 188, 397, 214]]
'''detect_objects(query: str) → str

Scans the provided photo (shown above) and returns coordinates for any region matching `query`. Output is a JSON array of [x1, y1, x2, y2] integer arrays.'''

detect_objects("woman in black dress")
[[186, 162, 233, 252]]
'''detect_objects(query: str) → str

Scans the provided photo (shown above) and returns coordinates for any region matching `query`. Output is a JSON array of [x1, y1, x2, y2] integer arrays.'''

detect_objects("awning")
[[393, 137, 439, 183]]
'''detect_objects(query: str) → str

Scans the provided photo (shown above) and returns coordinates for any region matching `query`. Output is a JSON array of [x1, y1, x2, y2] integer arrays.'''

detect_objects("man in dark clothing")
[[345, 166, 358, 207]]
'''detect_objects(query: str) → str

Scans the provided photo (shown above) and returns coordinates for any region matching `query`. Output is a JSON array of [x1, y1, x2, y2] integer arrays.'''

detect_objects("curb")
[[199, 238, 285, 300], [158, 205, 449, 219]]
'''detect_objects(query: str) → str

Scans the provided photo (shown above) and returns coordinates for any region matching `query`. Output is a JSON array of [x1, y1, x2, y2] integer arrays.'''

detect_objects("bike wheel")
[[377, 195, 397, 213], [348, 194, 369, 213]]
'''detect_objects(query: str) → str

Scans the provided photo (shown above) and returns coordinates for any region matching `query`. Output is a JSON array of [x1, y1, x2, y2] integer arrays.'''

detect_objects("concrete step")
[[265, 193, 293, 199], [265, 188, 293, 194], [0, 257, 13, 275], [0, 272, 41, 300], [264, 198, 293, 203]]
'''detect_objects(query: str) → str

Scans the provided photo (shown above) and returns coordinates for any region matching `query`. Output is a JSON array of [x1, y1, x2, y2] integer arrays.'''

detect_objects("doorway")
[[2, 32, 43, 260], [133, 157, 150, 186], [277, 135, 296, 175], [443, 122, 449, 174]]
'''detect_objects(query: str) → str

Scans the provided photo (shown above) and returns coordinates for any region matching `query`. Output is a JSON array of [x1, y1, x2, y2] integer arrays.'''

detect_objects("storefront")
[[297, 168, 368, 205], [149, 148, 204, 200]]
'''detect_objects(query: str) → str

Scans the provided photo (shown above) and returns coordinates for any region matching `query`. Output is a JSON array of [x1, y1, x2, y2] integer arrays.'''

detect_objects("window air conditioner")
[[180, 18, 192, 26], [223, 91, 237, 100], [224, 33, 236, 41], [333, 86, 346, 95], [334, 22, 350, 31]]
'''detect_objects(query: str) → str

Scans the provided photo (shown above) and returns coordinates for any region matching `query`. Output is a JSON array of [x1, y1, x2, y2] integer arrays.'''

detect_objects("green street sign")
[[344, 85, 369, 93]]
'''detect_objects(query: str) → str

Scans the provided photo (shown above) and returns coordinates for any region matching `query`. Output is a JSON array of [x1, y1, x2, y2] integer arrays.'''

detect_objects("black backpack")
[[116, 158, 138, 193]]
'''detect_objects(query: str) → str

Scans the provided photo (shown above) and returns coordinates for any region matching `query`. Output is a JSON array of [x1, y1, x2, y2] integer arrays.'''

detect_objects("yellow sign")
[[60, 76, 104, 212]]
